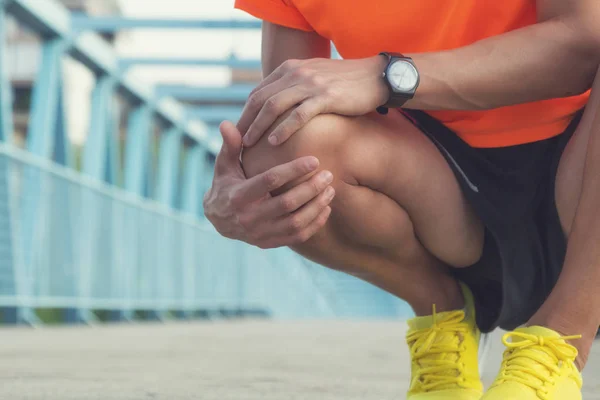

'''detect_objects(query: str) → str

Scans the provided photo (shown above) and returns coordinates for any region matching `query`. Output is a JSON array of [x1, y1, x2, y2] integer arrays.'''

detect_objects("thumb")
[[218, 120, 243, 162]]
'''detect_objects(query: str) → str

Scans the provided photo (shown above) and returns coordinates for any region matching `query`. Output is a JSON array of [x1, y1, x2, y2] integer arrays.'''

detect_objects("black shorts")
[[402, 109, 583, 333]]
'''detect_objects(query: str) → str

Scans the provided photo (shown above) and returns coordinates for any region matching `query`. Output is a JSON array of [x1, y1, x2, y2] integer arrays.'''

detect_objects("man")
[[204, 0, 600, 398]]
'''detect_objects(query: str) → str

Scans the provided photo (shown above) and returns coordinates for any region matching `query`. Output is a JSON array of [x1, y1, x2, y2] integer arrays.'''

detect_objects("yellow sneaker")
[[483, 326, 582, 400], [406, 283, 483, 399]]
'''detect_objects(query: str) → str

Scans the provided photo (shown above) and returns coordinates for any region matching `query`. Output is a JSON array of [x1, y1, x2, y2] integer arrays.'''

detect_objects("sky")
[[114, 0, 261, 87]]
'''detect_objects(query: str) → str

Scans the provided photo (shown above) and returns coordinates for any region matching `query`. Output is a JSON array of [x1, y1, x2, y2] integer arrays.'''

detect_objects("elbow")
[[558, 16, 600, 93], [570, 50, 600, 96]]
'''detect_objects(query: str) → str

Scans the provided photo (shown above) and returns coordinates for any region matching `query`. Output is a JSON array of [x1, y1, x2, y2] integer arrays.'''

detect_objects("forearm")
[[529, 64, 600, 368], [261, 22, 330, 77], [405, 18, 600, 110]]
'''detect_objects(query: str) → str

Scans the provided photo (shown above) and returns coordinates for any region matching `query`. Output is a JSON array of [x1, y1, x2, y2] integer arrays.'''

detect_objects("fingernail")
[[268, 135, 278, 145], [320, 170, 333, 183], [325, 186, 335, 199], [307, 157, 319, 169]]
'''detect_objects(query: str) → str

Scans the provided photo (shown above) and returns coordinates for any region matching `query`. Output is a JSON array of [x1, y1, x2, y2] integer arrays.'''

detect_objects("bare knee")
[[241, 111, 352, 194], [240, 111, 482, 268]]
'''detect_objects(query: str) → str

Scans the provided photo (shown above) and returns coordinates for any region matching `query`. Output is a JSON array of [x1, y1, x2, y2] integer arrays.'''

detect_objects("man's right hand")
[[203, 121, 335, 249]]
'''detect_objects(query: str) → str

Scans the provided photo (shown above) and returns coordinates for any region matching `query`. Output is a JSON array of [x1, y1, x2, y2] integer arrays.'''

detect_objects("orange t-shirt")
[[235, 0, 589, 148]]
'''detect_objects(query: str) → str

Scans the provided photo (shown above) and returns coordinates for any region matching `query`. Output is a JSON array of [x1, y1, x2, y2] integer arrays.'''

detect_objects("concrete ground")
[[0, 321, 598, 400]]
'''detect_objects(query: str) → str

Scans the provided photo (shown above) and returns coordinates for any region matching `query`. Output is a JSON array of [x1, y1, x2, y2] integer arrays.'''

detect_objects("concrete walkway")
[[0, 321, 598, 399]]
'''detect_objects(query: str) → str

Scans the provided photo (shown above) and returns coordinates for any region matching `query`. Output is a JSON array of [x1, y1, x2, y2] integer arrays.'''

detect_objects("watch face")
[[388, 60, 419, 92]]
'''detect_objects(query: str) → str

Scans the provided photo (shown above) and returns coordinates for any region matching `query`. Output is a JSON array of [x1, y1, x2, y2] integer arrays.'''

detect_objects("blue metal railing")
[[0, 144, 362, 319], [0, 0, 411, 324]]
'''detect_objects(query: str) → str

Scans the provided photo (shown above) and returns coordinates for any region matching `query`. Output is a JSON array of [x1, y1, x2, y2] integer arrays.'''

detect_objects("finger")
[[290, 205, 332, 245], [216, 121, 243, 165], [267, 100, 324, 146], [213, 121, 243, 177], [248, 58, 302, 100], [243, 87, 309, 147], [259, 206, 332, 249], [256, 170, 334, 219], [233, 156, 320, 203], [270, 185, 335, 237], [237, 78, 289, 137], [250, 61, 288, 94], [237, 59, 304, 136]]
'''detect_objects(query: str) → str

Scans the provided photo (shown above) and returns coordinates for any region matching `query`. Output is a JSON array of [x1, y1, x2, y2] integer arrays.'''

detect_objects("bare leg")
[[242, 110, 484, 316], [530, 67, 600, 369]]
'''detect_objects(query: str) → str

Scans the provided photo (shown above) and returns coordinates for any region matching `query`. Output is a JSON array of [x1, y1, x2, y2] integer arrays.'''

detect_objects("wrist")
[[377, 53, 421, 109], [367, 55, 390, 107]]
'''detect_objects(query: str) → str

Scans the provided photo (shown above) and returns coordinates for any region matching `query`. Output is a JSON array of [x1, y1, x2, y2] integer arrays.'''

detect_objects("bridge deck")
[[1, 321, 598, 399]]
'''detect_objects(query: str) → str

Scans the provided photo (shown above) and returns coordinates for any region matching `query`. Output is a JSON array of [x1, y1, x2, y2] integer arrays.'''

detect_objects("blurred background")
[[0, 1, 597, 399], [0, 0, 412, 326]]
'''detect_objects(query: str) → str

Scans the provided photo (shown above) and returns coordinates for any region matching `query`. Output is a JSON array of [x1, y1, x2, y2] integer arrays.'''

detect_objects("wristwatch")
[[378, 52, 420, 112]]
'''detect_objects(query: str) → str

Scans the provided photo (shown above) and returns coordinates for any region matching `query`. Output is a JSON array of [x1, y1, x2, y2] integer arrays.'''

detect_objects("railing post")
[[156, 126, 182, 209], [0, 0, 17, 323], [155, 126, 183, 318], [181, 144, 206, 218], [83, 75, 127, 323], [122, 104, 153, 320], [179, 144, 207, 317], [75, 74, 118, 324], [124, 104, 152, 195], [83, 75, 116, 180], [26, 39, 66, 158], [105, 97, 121, 186], [16, 37, 68, 325]]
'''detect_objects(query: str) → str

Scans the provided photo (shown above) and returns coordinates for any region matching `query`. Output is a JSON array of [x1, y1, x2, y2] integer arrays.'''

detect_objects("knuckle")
[[294, 108, 309, 125], [279, 195, 297, 213], [263, 170, 280, 191], [299, 159, 317, 174], [247, 93, 263, 109], [310, 74, 325, 87], [293, 67, 311, 80], [309, 180, 321, 194], [324, 87, 338, 99], [228, 189, 244, 208], [288, 216, 305, 233], [264, 97, 279, 114], [282, 59, 299, 71]]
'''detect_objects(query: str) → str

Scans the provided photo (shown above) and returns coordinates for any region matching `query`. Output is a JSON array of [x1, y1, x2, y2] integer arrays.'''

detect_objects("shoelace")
[[406, 306, 475, 392], [493, 331, 582, 399]]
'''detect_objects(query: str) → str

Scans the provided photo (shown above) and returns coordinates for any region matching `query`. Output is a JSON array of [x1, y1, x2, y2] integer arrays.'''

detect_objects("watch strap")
[[379, 52, 417, 112]]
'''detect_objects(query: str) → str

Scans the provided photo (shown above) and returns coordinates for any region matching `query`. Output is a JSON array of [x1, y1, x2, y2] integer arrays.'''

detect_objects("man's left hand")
[[237, 56, 388, 147]]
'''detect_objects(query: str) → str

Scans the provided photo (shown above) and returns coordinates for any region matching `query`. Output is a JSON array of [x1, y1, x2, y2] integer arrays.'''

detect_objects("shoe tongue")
[[407, 310, 465, 331], [408, 315, 436, 331]]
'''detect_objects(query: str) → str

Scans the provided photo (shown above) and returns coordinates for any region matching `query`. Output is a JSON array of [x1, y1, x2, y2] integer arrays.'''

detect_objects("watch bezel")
[[379, 52, 420, 108], [385, 60, 419, 93]]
